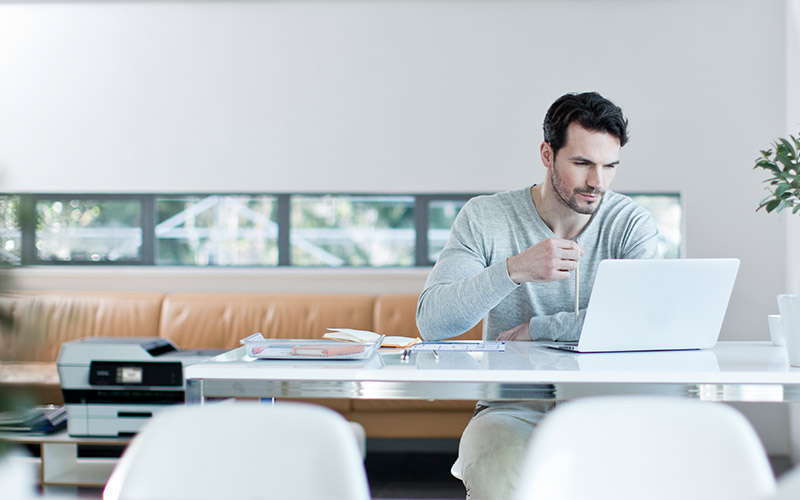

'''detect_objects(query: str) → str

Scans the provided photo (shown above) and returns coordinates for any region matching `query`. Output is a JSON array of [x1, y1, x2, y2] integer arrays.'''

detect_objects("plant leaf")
[[754, 159, 777, 170], [755, 134, 800, 216], [779, 138, 797, 159], [776, 150, 793, 169], [766, 199, 781, 212]]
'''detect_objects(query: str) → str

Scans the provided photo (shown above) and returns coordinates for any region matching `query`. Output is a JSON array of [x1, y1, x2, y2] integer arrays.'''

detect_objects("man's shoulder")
[[599, 190, 651, 218], [601, 190, 635, 205], [464, 187, 530, 212]]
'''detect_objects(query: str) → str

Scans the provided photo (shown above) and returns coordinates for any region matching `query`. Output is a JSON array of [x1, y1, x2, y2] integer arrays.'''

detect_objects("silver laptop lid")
[[575, 258, 740, 352]]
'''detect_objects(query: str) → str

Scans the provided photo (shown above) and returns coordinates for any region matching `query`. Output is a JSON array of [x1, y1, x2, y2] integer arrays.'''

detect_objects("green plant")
[[755, 133, 800, 214]]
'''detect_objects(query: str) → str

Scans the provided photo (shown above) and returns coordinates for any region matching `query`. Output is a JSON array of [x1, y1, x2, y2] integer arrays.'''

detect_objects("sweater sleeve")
[[529, 310, 585, 341], [416, 202, 518, 340]]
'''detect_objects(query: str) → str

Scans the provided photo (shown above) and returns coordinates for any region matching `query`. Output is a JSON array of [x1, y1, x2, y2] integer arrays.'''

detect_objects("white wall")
[[787, 0, 800, 296], [0, 0, 796, 455], [784, 0, 800, 464]]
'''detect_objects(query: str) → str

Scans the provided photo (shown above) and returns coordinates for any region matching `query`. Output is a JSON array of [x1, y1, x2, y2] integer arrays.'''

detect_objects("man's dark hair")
[[543, 92, 629, 156]]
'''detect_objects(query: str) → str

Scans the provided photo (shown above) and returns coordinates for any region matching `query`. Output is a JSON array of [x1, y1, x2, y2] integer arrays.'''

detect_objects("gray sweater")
[[416, 186, 660, 341]]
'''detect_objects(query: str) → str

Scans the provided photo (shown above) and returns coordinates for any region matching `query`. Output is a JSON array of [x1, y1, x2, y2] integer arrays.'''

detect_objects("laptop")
[[538, 258, 740, 353]]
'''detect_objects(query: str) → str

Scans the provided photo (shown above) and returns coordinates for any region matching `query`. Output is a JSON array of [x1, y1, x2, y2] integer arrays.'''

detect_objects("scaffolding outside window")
[[290, 195, 415, 267], [156, 195, 278, 266]]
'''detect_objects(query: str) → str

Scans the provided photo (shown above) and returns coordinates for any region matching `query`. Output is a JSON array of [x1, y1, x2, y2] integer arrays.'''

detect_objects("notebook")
[[538, 258, 740, 353]]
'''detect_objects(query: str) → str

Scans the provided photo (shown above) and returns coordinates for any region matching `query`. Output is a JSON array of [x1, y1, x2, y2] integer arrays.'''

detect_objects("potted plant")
[[754, 133, 800, 214]]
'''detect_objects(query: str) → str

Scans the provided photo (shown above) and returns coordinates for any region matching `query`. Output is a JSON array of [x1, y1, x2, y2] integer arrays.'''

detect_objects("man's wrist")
[[506, 257, 521, 285]]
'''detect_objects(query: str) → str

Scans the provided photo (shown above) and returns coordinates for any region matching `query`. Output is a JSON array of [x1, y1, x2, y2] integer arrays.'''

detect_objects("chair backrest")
[[103, 402, 370, 500], [512, 396, 776, 500], [771, 464, 800, 500]]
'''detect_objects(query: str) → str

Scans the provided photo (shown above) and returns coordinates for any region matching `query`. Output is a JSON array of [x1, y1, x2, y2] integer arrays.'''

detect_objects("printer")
[[57, 337, 224, 437]]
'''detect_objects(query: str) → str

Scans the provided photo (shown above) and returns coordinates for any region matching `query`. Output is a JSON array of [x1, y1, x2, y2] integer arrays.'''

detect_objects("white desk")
[[185, 341, 800, 404]]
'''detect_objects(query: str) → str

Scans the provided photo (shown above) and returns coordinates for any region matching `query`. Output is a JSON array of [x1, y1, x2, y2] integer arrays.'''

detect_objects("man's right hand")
[[506, 238, 584, 284]]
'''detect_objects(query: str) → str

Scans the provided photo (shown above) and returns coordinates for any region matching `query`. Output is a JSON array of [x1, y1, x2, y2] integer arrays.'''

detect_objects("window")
[[0, 192, 682, 267], [628, 194, 682, 259], [0, 195, 21, 265], [156, 195, 278, 266], [290, 195, 414, 267], [34, 197, 142, 263], [427, 198, 469, 263]]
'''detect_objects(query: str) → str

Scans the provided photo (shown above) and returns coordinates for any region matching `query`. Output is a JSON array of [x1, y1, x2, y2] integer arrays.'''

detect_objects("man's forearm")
[[528, 310, 586, 342], [416, 261, 517, 340]]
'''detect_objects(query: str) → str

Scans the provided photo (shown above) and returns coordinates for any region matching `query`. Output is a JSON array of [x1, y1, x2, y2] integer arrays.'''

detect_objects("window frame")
[[0, 191, 681, 267]]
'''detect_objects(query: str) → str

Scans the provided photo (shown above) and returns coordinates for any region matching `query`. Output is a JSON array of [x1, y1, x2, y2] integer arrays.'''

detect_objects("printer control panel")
[[89, 361, 183, 387]]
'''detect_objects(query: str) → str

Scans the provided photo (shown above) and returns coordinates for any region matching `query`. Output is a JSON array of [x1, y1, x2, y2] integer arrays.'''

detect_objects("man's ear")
[[540, 141, 554, 168]]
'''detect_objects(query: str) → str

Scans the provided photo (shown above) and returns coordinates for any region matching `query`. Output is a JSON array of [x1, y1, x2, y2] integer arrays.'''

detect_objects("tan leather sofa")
[[0, 291, 482, 440]]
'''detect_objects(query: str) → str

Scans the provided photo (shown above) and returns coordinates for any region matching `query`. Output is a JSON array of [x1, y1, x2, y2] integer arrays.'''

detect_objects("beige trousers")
[[451, 401, 555, 500]]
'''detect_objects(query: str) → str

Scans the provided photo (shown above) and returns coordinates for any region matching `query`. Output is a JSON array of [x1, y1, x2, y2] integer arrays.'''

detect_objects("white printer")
[[57, 337, 224, 437]]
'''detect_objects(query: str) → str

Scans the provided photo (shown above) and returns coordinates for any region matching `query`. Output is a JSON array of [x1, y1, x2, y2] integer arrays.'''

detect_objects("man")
[[416, 91, 659, 499]]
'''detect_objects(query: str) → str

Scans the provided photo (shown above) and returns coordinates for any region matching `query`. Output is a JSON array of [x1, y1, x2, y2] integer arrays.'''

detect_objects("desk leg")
[[790, 403, 800, 465], [186, 378, 204, 405], [41, 442, 78, 485]]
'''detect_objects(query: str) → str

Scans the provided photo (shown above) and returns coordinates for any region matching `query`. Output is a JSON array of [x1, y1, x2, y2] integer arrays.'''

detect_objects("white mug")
[[777, 294, 800, 366], [768, 314, 785, 346]]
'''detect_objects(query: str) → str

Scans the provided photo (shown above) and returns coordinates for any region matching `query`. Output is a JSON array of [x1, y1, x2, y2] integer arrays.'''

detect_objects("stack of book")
[[0, 405, 67, 434]]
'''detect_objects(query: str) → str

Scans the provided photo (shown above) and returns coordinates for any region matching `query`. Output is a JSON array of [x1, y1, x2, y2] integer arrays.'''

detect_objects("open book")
[[324, 328, 421, 349]]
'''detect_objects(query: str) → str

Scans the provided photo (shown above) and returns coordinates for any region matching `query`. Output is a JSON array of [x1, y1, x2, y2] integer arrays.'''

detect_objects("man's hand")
[[497, 322, 531, 341], [506, 238, 584, 284]]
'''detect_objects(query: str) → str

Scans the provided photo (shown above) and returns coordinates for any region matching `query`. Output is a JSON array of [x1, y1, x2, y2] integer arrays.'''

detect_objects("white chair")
[[103, 401, 370, 500], [512, 396, 777, 500]]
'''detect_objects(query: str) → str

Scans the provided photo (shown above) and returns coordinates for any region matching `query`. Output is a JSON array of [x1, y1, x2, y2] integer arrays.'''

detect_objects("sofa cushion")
[[160, 293, 376, 349], [0, 292, 164, 362]]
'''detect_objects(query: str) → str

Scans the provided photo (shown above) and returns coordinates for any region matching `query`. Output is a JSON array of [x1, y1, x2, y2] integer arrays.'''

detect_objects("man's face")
[[544, 122, 621, 215]]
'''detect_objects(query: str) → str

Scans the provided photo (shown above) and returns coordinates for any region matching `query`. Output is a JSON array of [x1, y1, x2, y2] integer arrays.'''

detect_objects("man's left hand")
[[497, 322, 531, 341]]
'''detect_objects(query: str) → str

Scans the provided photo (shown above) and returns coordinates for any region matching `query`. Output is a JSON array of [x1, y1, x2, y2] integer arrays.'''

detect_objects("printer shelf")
[[44, 458, 118, 487], [1, 430, 131, 489]]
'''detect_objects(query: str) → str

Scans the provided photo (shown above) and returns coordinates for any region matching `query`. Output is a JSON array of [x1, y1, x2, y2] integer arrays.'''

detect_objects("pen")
[[575, 261, 580, 316], [432, 349, 439, 361]]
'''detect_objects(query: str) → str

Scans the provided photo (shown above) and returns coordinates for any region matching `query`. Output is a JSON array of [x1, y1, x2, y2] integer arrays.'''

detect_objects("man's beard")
[[550, 165, 605, 215]]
